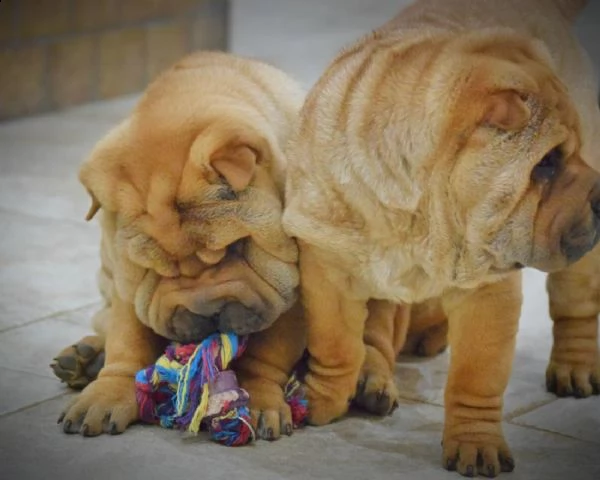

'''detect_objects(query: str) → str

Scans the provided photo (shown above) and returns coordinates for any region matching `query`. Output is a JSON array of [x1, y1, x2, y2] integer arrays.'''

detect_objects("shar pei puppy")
[[51, 51, 304, 437], [233, 0, 600, 476]]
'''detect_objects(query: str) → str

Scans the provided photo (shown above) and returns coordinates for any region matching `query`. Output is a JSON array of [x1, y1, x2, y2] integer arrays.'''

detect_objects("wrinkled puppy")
[[53, 52, 304, 437], [235, 0, 600, 476]]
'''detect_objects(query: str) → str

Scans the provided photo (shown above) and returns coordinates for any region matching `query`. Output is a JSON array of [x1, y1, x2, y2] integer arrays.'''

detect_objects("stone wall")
[[0, 0, 229, 121]]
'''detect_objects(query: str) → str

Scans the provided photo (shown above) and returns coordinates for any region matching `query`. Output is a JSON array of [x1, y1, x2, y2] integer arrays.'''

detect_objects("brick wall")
[[0, 0, 229, 121]]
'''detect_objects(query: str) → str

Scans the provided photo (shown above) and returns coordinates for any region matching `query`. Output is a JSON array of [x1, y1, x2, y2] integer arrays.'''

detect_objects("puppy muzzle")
[[141, 242, 299, 343]]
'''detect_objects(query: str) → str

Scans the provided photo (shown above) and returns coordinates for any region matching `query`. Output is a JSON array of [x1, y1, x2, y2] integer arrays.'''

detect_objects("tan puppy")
[[52, 51, 305, 436], [236, 0, 600, 476]]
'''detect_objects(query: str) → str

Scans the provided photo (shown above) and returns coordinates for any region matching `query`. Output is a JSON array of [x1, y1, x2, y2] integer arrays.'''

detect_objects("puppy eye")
[[532, 147, 562, 181]]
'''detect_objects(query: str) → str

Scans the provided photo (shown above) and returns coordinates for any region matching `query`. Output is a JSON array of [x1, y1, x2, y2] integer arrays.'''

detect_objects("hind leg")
[[354, 301, 409, 416], [402, 299, 448, 358], [546, 251, 600, 398]]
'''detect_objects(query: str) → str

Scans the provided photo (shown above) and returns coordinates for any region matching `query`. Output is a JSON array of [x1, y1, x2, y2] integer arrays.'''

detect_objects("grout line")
[[0, 392, 69, 420], [503, 399, 557, 422], [508, 420, 600, 445], [1, 365, 61, 381], [0, 301, 100, 335]]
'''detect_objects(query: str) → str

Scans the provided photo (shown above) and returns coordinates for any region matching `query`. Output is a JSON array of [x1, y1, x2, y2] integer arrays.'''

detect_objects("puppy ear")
[[78, 119, 134, 220], [84, 193, 101, 221], [483, 90, 531, 131], [210, 144, 257, 191]]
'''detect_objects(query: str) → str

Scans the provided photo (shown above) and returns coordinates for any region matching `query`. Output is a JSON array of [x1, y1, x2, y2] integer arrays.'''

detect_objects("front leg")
[[300, 242, 369, 426], [59, 294, 164, 436], [354, 300, 408, 416], [234, 302, 307, 441], [546, 253, 600, 398], [441, 272, 522, 477]]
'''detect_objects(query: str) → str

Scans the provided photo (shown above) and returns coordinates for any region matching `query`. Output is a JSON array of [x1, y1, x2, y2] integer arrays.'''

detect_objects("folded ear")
[[84, 193, 101, 221], [482, 90, 531, 131], [78, 119, 133, 221], [185, 123, 267, 194], [210, 143, 257, 191]]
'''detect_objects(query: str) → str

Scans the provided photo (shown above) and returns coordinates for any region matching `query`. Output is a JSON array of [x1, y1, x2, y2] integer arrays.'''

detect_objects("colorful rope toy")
[[135, 332, 307, 447]]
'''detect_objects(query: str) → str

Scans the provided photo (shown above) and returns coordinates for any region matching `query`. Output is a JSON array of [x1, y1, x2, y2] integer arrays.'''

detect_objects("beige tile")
[[58, 95, 139, 124], [146, 20, 187, 82], [54, 302, 103, 326], [20, 0, 70, 39], [0, 311, 96, 379], [0, 368, 64, 416], [0, 140, 94, 179], [0, 46, 47, 120], [2, 395, 600, 480], [511, 397, 600, 444], [0, 176, 92, 222], [0, 256, 101, 331], [98, 28, 146, 99], [48, 36, 96, 109], [0, 211, 98, 265], [72, 0, 121, 32]]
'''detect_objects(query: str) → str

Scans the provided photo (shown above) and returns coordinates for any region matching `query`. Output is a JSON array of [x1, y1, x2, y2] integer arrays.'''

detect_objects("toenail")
[[81, 424, 89, 436], [501, 456, 515, 472], [446, 459, 456, 471], [109, 422, 118, 435], [466, 465, 474, 477], [267, 428, 273, 439], [63, 420, 72, 433], [487, 465, 496, 477], [574, 387, 585, 398], [57, 412, 65, 424], [285, 424, 293, 436]]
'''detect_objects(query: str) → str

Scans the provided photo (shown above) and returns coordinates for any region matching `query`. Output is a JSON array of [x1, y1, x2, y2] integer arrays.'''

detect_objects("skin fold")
[[234, 0, 600, 477], [52, 51, 305, 437]]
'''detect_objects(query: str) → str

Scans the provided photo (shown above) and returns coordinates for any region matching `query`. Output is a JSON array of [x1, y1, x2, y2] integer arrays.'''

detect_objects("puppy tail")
[[553, 0, 588, 22]]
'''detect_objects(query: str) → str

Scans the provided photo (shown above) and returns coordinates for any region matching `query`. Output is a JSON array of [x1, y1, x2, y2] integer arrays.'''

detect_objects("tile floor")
[[1, 1, 599, 479]]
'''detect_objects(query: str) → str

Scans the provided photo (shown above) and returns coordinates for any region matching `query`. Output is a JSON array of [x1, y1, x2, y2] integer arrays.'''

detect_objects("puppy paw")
[[443, 433, 514, 478], [353, 346, 399, 416], [50, 336, 105, 389], [58, 376, 138, 436], [354, 374, 399, 416], [546, 360, 600, 398], [244, 379, 294, 441], [305, 372, 352, 426]]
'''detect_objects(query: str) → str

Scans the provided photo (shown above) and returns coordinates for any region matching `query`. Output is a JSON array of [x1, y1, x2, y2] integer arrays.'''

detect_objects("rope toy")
[[135, 332, 307, 446]]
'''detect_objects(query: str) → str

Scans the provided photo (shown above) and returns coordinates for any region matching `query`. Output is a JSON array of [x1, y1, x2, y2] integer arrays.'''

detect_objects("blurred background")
[[2, 0, 596, 122]]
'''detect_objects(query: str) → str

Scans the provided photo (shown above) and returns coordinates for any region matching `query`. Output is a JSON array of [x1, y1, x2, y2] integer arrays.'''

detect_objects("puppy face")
[[81, 56, 300, 343], [428, 35, 600, 275]]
